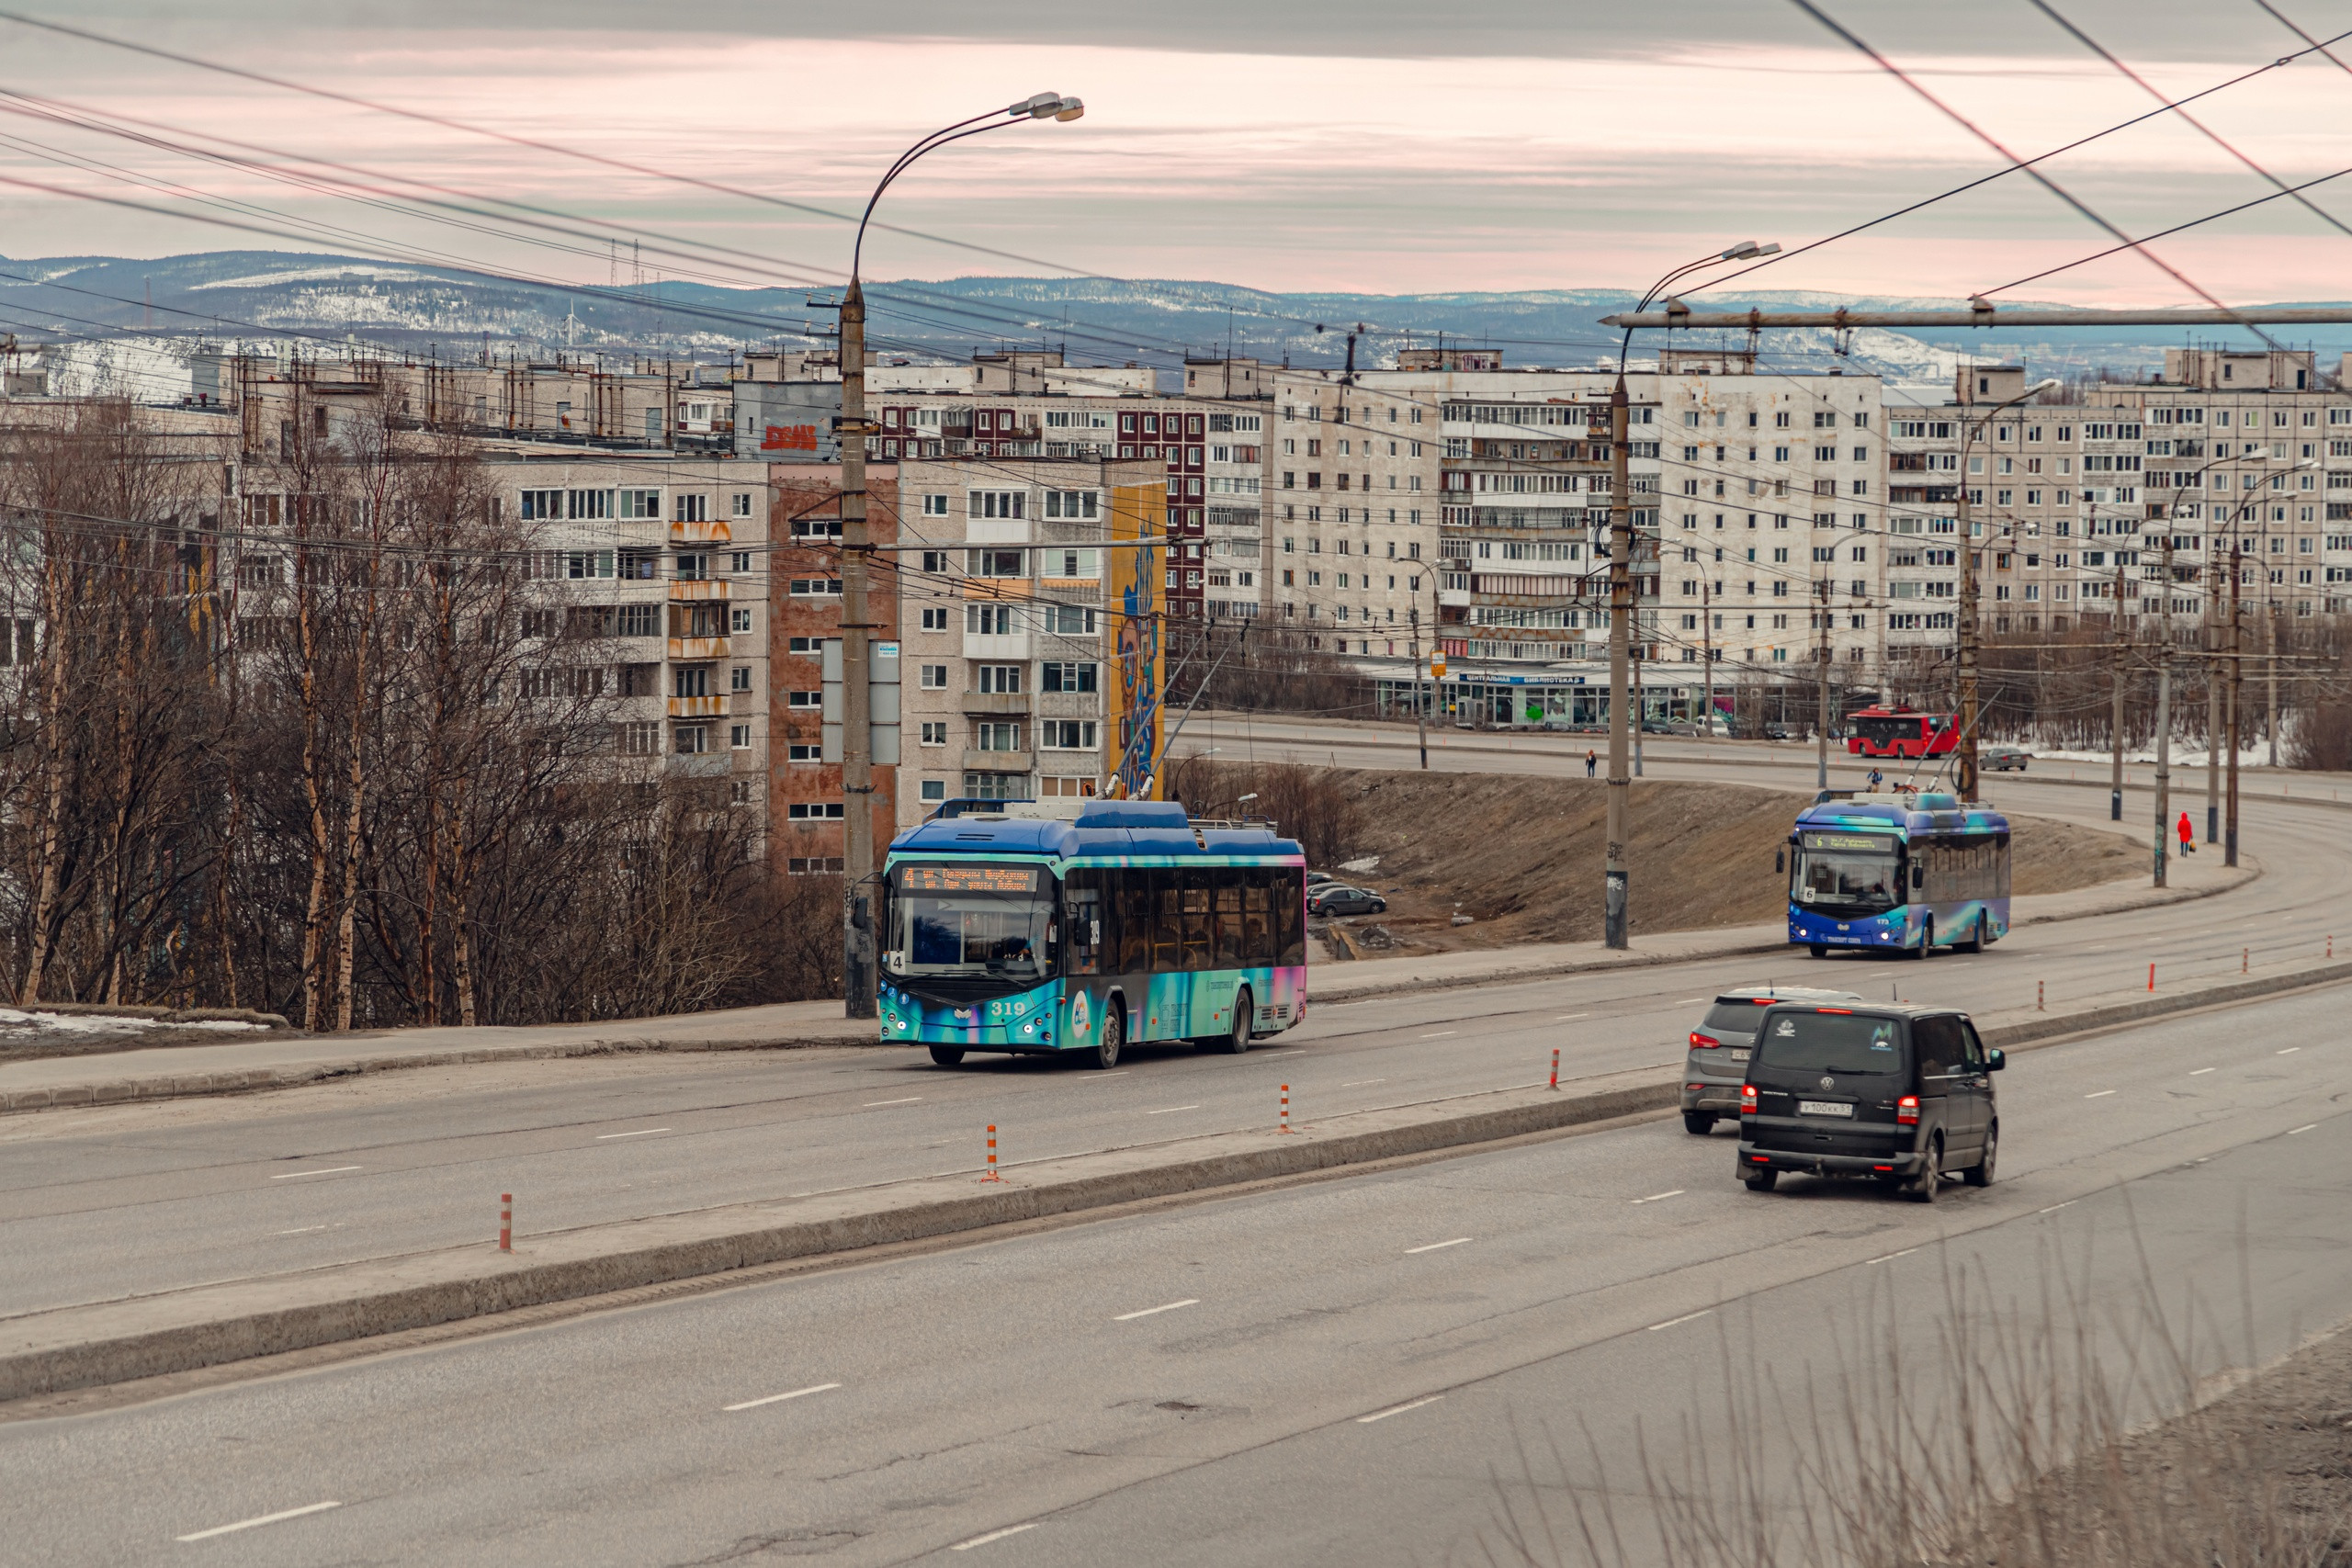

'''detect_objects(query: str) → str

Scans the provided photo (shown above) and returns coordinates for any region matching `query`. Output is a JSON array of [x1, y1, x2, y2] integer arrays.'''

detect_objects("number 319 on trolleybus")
[[879, 798, 1308, 1068]]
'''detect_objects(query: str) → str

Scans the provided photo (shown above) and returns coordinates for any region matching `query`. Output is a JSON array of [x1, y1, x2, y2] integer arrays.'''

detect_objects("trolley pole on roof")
[[1604, 376, 1632, 949]]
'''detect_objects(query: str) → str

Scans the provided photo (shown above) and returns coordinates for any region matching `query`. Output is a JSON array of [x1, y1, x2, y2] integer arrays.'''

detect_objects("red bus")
[[1846, 706, 1958, 759]]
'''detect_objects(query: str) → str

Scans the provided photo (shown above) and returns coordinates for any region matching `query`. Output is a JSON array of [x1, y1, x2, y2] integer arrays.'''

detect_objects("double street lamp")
[[1602, 240, 1779, 949], [835, 92, 1084, 1020]]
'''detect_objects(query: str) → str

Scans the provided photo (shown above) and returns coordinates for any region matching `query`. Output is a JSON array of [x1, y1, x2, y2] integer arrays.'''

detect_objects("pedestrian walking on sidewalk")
[[2177, 809, 2197, 855], [1585, 749, 1597, 779], [1868, 767, 1883, 791]]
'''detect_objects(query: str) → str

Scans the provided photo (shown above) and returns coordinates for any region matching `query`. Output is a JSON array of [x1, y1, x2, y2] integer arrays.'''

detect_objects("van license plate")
[[1798, 1100, 1853, 1118], [1728, 1049, 1751, 1062]]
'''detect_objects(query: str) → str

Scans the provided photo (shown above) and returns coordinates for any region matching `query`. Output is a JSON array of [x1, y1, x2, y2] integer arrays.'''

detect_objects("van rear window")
[[1756, 1011, 1905, 1075], [1702, 1002, 1773, 1033]]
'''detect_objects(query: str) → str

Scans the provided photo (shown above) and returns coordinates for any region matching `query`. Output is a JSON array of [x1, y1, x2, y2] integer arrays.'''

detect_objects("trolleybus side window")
[[1062, 872, 1105, 976], [1214, 870, 1246, 965]]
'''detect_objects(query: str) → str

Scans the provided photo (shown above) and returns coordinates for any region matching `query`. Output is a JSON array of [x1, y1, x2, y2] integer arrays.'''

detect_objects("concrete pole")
[[2266, 599, 2279, 769], [838, 284, 877, 1019], [2227, 542, 2241, 867], [1955, 435, 1980, 804], [1702, 579, 1714, 737], [1605, 377, 1632, 949], [1815, 577, 1830, 793], [1410, 606, 1428, 771], [2153, 533, 2174, 888], [2206, 549, 2221, 845], [2109, 557, 2126, 822]]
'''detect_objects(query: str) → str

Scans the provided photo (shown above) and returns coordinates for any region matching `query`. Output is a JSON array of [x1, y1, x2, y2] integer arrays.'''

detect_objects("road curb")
[[0, 1075, 1676, 1404]]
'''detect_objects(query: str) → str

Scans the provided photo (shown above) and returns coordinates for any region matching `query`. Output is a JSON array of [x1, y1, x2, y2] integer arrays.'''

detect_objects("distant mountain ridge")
[[6, 249, 2346, 388]]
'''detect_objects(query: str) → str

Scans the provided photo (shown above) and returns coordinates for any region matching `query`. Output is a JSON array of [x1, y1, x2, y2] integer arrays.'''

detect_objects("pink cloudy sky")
[[4, 0, 2351, 303]]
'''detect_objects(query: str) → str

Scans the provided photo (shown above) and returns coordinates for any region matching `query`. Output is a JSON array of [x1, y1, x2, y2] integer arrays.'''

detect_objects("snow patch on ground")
[[0, 1009, 264, 1037]]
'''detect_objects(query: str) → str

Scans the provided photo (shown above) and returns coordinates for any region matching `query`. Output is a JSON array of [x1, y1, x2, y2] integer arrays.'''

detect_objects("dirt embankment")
[[1310, 770, 2141, 955]]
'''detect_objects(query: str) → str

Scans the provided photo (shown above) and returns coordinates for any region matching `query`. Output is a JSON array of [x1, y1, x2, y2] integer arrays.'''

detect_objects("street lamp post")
[[1953, 377, 2058, 805], [1605, 240, 1779, 949], [836, 92, 1082, 1020]]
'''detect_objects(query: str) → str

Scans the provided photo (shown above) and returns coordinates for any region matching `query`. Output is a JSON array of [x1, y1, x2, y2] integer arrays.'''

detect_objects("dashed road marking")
[[2189, 1067, 2217, 1076], [2277, 1047, 2301, 1055], [270, 1167, 361, 1179], [1867, 1247, 1919, 1265], [1405, 1237, 1472, 1255], [2290, 1123, 2319, 1135], [1646, 1310, 1712, 1332], [2039, 1200, 2077, 1214], [175, 1502, 341, 1542], [863, 1098, 923, 1107], [1146, 1106, 1201, 1115], [2085, 1089, 2118, 1100], [1357, 1395, 1443, 1424], [725, 1382, 841, 1413], [1556, 1012, 1589, 1021], [1419, 1031, 1460, 1040], [596, 1127, 672, 1139], [1114, 1299, 1199, 1322], [1631, 1190, 1685, 1205], [951, 1523, 1038, 1551], [1342, 1078, 1387, 1088]]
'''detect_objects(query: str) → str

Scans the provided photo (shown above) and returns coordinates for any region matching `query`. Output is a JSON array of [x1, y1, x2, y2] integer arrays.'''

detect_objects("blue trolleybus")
[[879, 798, 1308, 1067], [1786, 792, 2011, 959]]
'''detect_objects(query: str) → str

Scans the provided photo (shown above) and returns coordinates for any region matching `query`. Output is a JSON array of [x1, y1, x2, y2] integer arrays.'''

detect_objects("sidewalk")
[[0, 840, 2250, 1114]]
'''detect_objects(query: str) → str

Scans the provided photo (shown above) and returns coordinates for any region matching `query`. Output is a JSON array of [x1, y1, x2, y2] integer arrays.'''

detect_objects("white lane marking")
[[951, 1523, 1039, 1551], [175, 1501, 341, 1542], [2039, 1200, 2077, 1214], [272, 1224, 333, 1236], [863, 1098, 923, 1107], [724, 1382, 841, 1413], [596, 1127, 672, 1139], [2189, 1067, 2217, 1076], [1646, 1309, 1713, 1332], [1114, 1298, 1199, 1322], [2277, 1047, 2301, 1055], [2290, 1123, 2319, 1135], [269, 1166, 361, 1179], [1673, 997, 1705, 1004], [1419, 1031, 1460, 1039], [1341, 1078, 1387, 1088], [2084, 1089, 2118, 1100], [1867, 1247, 1919, 1265], [1631, 1190, 1685, 1205], [1357, 1395, 1444, 1424], [1259, 1049, 1306, 1057], [1078, 1072, 1129, 1079], [1555, 1012, 1589, 1021], [1405, 1237, 1472, 1254], [1146, 1105, 1201, 1115]]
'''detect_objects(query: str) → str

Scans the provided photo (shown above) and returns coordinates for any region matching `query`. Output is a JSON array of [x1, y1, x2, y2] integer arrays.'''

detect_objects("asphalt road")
[[2, 980, 2345, 1566], [0, 736, 2342, 1322]]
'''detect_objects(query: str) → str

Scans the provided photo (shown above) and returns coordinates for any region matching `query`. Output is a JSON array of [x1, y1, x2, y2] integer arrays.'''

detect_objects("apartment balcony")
[[668, 636, 729, 660], [962, 749, 1033, 773], [669, 579, 733, 603], [667, 695, 727, 718], [962, 631, 1031, 660], [961, 691, 1031, 716], [664, 750, 732, 778], [670, 521, 734, 546]]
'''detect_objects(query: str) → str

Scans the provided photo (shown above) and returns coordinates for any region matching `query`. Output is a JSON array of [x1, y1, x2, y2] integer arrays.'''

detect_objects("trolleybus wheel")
[[1808, 944, 1828, 958], [1909, 919, 1933, 960], [1089, 1003, 1123, 1070], [928, 1045, 965, 1066], [1222, 989, 1252, 1055]]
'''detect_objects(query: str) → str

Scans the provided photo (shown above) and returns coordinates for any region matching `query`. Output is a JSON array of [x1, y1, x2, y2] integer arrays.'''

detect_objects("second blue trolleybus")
[[1786, 792, 2011, 959], [880, 798, 1307, 1067]]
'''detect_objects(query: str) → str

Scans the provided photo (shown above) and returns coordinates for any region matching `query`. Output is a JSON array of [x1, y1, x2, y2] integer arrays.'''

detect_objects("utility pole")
[[2226, 541, 2242, 866], [2153, 530, 2174, 889], [1815, 577, 1831, 792], [1604, 376, 1632, 949], [1701, 580, 1714, 739], [1955, 441, 1980, 803], [2206, 544, 2221, 845], [1633, 619, 1645, 777], [2266, 598, 2279, 770], [837, 284, 878, 1019], [2109, 556, 2126, 822], [1409, 606, 1428, 770]]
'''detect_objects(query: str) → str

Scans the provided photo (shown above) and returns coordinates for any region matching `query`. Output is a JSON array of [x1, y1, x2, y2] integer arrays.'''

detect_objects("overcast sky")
[[4, 0, 2351, 303]]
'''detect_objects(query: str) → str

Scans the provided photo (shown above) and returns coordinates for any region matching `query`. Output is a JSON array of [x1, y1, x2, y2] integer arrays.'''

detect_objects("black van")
[[1736, 1002, 2004, 1201]]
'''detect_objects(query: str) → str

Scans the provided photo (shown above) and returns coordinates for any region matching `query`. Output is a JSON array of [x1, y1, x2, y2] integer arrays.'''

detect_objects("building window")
[[673, 724, 709, 754], [919, 664, 949, 689], [922, 494, 949, 516], [963, 773, 1025, 800], [730, 666, 752, 693], [977, 664, 1023, 694], [786, 802, 846, 821], [974, 722, 1023, 751], [673, 493, 708, 523], [1045, 490, 1099, 519], [730, 607, 753, 634], [921, 722, 948, 747], [920, 779, 946, 802], [786, 689, 820, 709], [787, 743, 820, 761], [616, 719, 661, 755], [969, 491, 1025, 519], [1039, 720, 1098, 749], [788, 578, 843, 596], [729, 724, 752, 750], [1041, 660, 1098, 693]]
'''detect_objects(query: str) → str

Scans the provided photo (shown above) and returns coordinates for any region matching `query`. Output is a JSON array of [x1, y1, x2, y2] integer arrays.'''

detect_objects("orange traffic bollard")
[[980, 1124, 1002, 1182], [499, 1193, 512, 1252], [2148, 962, 2155, 992], [1279, 1084, 1293, 1134], [1549, 1048, 1559, 1090], [2036, 980, 2044, 1012]]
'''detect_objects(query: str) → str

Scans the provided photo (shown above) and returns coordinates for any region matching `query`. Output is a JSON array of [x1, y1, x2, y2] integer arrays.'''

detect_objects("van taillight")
[[1689, 1032, 1720, 1050], [1897, 1094, 1919, 1126], [1741, 1083, 1758, 1112]]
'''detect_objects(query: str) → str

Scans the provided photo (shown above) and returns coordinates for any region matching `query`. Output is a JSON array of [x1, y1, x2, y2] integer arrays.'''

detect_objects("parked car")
[[1983, 744, 2031, 772], [1671, 716, 1731, 738], [1680, 985, 1863, 1134], [1305, 870, 1336, 887], [1306, 885, 1387, 918], [1737, 1002, 2003, 1201]]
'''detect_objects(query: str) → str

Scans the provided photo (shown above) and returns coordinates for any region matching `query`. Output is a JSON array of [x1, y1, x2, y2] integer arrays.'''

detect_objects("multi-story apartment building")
[[768, 466, 900, 876], [894, 454, 1166, 825], [741, 349, 1261, 632]]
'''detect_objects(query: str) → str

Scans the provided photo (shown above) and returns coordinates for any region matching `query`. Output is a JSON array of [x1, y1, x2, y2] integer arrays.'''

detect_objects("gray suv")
[[1681, 985, 1865, 1134]]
